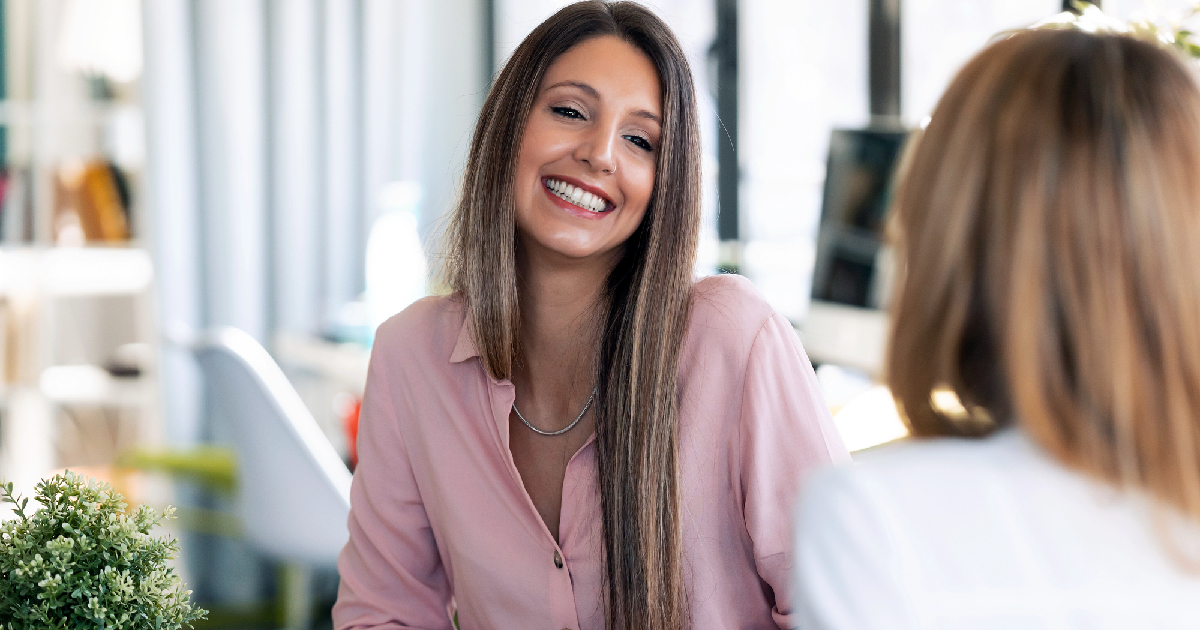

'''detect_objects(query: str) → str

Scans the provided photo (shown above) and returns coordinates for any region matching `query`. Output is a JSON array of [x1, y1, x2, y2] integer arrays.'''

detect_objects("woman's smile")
[[541, 176, 614, 218]]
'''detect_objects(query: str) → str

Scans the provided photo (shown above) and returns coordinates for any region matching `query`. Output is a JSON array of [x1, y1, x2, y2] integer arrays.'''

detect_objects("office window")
[[741, 0, 869, 321], [741, 0, 1062, 322]]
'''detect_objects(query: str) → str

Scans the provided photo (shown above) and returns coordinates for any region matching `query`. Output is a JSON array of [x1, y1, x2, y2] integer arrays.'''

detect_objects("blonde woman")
[[793, 29, 1200, 628], [334, 2, 848, 629]]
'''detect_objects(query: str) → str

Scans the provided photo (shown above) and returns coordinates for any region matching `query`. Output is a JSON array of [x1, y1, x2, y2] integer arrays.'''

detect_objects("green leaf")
[[0, 473, 208, 629]]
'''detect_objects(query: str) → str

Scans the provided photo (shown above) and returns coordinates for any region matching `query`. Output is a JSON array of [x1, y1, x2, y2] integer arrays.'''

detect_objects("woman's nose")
[[576, 122, 618, 174]]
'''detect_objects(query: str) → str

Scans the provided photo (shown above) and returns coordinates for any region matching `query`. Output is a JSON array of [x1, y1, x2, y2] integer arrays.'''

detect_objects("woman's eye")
[[551, 106, 585, 120], [624, 135, 654, 152]]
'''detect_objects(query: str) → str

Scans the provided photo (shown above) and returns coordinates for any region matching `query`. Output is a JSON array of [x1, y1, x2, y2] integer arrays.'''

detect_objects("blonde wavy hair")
[[888, 29, 1200, 533]]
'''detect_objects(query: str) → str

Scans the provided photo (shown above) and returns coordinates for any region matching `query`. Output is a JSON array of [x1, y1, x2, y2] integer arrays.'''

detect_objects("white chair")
[[192, 327, 352, 627]]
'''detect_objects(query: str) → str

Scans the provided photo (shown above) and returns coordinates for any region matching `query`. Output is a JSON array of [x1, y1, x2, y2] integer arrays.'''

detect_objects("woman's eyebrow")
[[546, 80, 662, 125], [632, 109, 661, 125], [547, 80, 599, 98]]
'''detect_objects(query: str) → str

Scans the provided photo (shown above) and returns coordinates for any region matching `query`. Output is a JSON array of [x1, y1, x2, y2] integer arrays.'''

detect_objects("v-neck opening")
[[486, 375, 597, 549]]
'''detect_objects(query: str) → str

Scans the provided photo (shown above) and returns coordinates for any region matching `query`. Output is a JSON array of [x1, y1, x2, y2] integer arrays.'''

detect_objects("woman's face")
[[513, 35, 663, 266]]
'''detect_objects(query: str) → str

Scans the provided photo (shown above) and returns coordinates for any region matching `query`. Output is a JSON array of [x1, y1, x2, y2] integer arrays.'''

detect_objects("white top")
[[793, 429, 1200, 629]]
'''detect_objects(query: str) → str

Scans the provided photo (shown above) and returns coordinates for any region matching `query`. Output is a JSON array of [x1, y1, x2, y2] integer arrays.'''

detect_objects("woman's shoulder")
[[815, 430, 1033, 489], [798, 430, 1200, 617], [688, 273, 778, 341], [372, 293, 467, 363], [799, 430, 1084, 541], [679, 274, 801, 399], [796, 432, 1044, 567]]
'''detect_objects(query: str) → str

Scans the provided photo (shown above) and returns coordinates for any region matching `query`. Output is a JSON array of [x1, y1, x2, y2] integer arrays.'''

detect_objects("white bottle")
[[365, 181, 427, 338]]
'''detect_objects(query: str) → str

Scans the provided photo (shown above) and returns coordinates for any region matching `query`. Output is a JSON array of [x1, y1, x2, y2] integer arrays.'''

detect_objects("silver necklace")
[[512, 389, 596, 436]]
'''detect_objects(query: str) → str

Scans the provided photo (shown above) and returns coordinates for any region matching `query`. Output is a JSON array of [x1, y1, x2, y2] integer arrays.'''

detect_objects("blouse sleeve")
[[738, 312, 852, 629], [792, 466, 918, 630], [332, 344, 454, 630]]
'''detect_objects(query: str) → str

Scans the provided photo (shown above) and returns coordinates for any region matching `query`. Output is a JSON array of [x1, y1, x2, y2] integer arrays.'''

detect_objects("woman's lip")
[[543, 175, 615, 207], [541, 180, 613, 220]]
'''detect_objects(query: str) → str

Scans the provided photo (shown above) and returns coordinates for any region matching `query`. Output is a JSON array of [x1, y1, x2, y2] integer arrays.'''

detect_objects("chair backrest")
[[192, 327, 352, 567]]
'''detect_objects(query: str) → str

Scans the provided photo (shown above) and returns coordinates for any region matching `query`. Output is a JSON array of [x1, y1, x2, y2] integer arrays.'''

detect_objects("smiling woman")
[[332, 3, 848, 630]]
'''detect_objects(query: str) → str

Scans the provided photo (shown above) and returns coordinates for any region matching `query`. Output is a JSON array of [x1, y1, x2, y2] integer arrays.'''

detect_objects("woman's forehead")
[[539, 36, 663, 117]]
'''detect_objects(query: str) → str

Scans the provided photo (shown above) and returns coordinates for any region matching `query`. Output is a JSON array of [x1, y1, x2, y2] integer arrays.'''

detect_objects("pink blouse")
[[333, 274, 849, 630]]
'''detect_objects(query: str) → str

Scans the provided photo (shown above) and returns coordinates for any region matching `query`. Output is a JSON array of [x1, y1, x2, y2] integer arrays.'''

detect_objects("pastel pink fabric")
[[333, 274, 850, 630]]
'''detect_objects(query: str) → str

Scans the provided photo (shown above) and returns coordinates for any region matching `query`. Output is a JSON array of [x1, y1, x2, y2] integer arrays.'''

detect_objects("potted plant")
[[0, 471, 206, 629]]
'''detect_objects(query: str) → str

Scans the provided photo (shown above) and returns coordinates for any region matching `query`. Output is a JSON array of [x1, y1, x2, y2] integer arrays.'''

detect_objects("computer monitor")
[[802, 127, 910, 376]]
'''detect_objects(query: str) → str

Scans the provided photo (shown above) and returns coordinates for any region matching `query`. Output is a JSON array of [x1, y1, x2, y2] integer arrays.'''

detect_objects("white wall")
[[359, 0, 486, 255], [902, 0, 1060, 125], [194, 0, 270, 341], [269, 0, 324, 335], [142, 0, 202, 445]]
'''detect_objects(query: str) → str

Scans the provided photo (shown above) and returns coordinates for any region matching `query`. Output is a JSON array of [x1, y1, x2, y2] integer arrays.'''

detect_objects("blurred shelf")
[[0, 99, 142, 129], [0, 246, 153, 297], [38, 364, 152, 407], [0, 367, 153, 409], [800, 301, 888, 377]]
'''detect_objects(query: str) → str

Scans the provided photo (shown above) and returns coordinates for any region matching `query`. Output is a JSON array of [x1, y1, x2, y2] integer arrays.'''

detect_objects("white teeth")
[[545, 178, 608, 213]]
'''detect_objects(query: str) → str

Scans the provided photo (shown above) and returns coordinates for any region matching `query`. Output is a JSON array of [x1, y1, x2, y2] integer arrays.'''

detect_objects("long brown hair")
[[888, 29, 1200, 532], [442, 2, 700, 626]]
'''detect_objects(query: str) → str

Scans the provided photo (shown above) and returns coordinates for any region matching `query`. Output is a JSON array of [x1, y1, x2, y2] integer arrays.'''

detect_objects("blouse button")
[[554, 550, 564, 569]]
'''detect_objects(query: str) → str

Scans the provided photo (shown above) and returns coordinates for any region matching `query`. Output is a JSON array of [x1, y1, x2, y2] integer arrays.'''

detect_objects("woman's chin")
[[521, 233, 624, 267], [517, 214, 631, 266]]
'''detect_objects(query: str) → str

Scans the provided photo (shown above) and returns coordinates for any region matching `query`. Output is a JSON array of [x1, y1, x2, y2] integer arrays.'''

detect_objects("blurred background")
[[0, 0, 1166, 627]]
